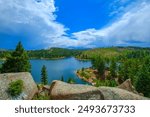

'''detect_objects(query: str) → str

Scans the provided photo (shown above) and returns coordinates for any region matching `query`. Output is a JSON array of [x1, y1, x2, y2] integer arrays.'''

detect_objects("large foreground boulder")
[[0, 72, 38, 100], [50, 81, 149, 100], [50, 80, 103, 100]]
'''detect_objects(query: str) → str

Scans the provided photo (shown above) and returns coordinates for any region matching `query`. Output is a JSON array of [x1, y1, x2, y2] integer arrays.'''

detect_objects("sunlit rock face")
[[50, 80, 149, 100], [0, 72, 38, 100]]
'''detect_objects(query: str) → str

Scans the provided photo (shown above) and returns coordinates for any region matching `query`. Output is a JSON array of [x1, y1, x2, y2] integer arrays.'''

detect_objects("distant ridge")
[[0, 46, 150, 51]]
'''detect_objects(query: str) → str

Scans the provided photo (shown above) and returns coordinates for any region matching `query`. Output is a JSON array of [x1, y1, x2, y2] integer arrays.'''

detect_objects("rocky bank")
[[0, 73, 149, 100]]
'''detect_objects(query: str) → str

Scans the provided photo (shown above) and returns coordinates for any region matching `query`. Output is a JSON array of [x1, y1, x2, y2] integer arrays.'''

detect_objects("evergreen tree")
[[118, 64, 124, 84], [97, 58, 105, 78], [41, 65, 48, 85], [135, 65, 150, 97], [61, 76, 64, 82], [81, 67, 84, 72], [143, 56, 150, 71], [110, 59, 117, 78], [1, 41, 31, 73], [92, 56, 105, 79], [118, 61, 130, 82]]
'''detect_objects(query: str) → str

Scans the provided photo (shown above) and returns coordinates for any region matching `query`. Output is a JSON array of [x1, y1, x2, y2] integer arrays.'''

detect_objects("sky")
[[0, 0, 150, 50]]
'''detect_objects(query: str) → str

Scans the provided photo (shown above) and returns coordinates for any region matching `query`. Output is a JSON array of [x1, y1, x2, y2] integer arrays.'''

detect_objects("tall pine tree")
[[1, 41, 31, 73], [41, 65, 48, 85], [61, 76, 64, 82], [92, 56, 105, 79], [136, 65, 150, 97], [110, 59, 117, 79]]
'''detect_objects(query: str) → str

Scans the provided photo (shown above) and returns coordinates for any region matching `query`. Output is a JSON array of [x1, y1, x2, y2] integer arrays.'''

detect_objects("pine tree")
[[92, 56, 105, 79], [135, 65, 150, 97], [41, 65, 48, 85], [110, 59, 117, 78], [97, 58, 105, 77], [1, 41, 31, 73], [61, 76, 64, 82], [118, 61, 129, 82]]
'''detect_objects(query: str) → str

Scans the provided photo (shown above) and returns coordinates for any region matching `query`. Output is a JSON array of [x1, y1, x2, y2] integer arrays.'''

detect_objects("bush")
[[109, 80, 117, 87], [81, 71, 86, 77], [33, 94, 49, 100], [67, 78, 75, 84], [8, 80, 23, 97], [94, 79, 117, 87]]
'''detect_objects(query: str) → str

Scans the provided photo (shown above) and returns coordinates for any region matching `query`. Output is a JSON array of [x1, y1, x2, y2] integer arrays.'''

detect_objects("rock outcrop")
[[0, 72, 38, 100], [50, 80, 149, 100], [50, 80, 103, 100], [117, 79, 138, 94]]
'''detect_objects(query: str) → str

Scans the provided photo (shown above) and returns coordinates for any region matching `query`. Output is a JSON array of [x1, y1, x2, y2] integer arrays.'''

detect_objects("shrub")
[[67, 78, 75, 84], [94, 79, 117, 87], [8, 80, 23, 97], [33, 94, 49, 100], [81, 71, 86, 77], [109, 80, 117, 87], [37, 84, 44, 90]]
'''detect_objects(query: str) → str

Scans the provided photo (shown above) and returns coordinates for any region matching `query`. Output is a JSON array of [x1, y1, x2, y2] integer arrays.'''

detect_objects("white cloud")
[[71, 0, 150, 47], [0, 0, 150, 48], [0, 0, 69, 48]]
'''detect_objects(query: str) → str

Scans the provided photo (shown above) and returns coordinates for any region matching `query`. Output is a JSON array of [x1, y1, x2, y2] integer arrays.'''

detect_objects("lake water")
[[0, 57, 92, 84]]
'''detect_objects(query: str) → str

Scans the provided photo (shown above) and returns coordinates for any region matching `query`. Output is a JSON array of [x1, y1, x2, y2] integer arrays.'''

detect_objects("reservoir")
[[0, 57, 92, 84]]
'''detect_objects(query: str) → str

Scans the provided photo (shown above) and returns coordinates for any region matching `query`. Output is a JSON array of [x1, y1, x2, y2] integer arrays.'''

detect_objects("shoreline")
[[0, 57, 67, 61], [75, 57, 91, 61], [1, 56, 92, 61], [76, 69, 96, 86], [30, 56, 66, 60]]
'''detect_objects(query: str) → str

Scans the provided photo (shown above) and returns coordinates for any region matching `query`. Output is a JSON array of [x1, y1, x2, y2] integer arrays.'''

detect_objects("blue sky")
[[0, 0, 150, 49], [55, 0, 113, 33]]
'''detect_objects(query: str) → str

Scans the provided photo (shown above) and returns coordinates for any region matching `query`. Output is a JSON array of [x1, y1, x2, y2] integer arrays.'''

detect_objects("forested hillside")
[[0, 48, 82, 59], [77, 47, 150, 60], [76, 47, 150, 97], [27, 48, 82, 59]]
